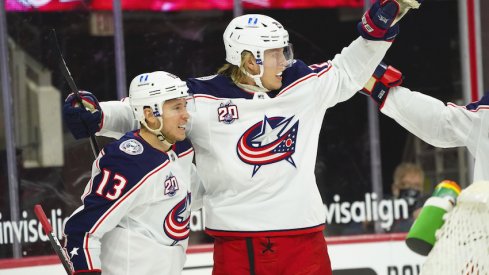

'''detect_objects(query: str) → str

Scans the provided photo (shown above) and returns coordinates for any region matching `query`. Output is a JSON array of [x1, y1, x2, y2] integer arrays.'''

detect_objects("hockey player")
[[363, 63, 489, 182], [63, 71, 203, 275], [63, 3, 419, 274]]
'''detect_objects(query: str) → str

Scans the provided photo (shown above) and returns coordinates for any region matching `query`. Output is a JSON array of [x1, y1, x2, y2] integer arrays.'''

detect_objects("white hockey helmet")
[[223, 14, 293, 67], [129, 71, 188, 126]]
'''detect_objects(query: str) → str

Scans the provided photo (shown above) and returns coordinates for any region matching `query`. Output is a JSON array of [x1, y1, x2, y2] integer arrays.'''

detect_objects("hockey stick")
[[34, 204, 73, 275], [49, 29, 100, 158], [393, 0, 422, 25]]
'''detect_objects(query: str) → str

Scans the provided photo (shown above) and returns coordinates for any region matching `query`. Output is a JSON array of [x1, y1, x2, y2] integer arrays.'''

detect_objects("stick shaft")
[[49, 29, 100, 157], [34, 204, 73, 275]]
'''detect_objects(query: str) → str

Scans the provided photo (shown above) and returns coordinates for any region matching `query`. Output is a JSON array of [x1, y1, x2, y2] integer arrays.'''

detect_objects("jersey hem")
[[205, 224, 325, 237]]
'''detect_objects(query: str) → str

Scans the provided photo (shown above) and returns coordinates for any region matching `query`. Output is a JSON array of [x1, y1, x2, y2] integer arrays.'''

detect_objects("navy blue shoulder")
[[281, 59, 315, 87], [172, 138, 194, 157], [186, 59, 328, 98], [100, 131, 170, 185], [466, 92, 489, 110], [187, 75, 251, 99]]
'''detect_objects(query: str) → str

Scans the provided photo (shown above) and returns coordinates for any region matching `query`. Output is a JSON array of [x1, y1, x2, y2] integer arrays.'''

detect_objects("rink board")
[[0, 233, 426, 275]]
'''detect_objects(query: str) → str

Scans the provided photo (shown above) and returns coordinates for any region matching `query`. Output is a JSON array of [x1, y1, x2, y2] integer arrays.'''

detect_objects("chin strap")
[[236, 82, 269, 93], [241, 64, 268, 90], [141, 117, 174, 148]]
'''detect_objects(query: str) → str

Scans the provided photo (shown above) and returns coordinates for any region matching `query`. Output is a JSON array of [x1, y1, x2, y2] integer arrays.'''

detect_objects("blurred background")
[[0, 0, 487, 263]]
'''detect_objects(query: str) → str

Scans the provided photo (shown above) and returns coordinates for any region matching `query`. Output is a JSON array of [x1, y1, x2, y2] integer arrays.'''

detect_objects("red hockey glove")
[[362, 62, 403, 107]]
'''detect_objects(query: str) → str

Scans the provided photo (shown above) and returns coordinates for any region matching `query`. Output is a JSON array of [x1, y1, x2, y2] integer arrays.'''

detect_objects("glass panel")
[[0, 0, 464, 263], [2, 10, 116, 258]]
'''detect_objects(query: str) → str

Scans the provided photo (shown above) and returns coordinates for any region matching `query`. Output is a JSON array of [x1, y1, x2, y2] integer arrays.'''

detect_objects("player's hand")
[[357, 0, 403, 41], [361, 62, 403, 107], [63, 91, 102, 139]]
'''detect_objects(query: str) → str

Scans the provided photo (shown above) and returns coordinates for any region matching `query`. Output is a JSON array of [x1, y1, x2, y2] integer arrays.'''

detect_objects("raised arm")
[[381, 86, 477, 148], [326, 37, 392, 102], [362, 63, 479, 149], [99, 100, 138, 139], [314, 0, 423, 107], [63, 91, 138, 140]]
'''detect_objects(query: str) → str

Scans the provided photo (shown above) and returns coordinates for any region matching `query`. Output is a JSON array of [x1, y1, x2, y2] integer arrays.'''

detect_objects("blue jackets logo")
[[163, 193, 191, 244], [237, 115, 299, 176]]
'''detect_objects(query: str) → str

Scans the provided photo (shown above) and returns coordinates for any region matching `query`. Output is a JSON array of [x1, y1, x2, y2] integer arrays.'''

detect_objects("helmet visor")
[[262, 43, 294, 69], [185, 94, 196, 113]]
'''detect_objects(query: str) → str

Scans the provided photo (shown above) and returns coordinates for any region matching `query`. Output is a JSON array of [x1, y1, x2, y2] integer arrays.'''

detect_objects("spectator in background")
[[390, 162, 428, 232]]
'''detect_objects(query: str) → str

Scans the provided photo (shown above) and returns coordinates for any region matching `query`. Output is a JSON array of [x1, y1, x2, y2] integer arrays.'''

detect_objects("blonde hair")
[[393, 162, 425, 188], [217, 51, 254, 85]]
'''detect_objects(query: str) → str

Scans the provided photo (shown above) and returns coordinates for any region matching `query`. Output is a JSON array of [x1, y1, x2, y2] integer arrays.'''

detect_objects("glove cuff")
[[362, 62, 403, 107], [357, 22, 399, 41], [370, 82, 391, 108], [360, 10, 387, 39]]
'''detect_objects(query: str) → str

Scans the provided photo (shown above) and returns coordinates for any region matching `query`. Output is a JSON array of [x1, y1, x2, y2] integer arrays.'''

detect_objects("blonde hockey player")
[[63, 1, 422, 273], [63, 71, 203, 275]]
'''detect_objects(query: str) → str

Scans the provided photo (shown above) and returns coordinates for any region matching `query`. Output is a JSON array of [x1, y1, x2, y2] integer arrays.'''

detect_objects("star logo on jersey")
[[69, 247, 79, 258], [217, 100, 239, 124], [237, 115, 299, 176], [163, 192, 191, 245]]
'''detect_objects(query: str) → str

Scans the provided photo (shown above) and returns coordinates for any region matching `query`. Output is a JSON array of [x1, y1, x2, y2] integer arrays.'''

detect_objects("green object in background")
[[406, 202, 448, 255], [432, 180, 461, 204], [405, 180, 461, 256]]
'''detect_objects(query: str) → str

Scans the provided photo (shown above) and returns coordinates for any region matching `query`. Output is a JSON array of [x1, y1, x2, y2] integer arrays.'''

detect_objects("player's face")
[[161, 98, 189, 143], [261, 47, 289, 90]]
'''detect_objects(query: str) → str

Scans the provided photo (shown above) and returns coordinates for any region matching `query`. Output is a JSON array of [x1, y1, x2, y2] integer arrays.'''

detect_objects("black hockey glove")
[[63, 91, 103, 139]]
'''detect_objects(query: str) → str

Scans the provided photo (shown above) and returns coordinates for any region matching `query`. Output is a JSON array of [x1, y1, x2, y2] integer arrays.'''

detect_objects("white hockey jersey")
[[64, 131, 202, 274], [98, 37, 391, 237], [382, 87, 489, 181]]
